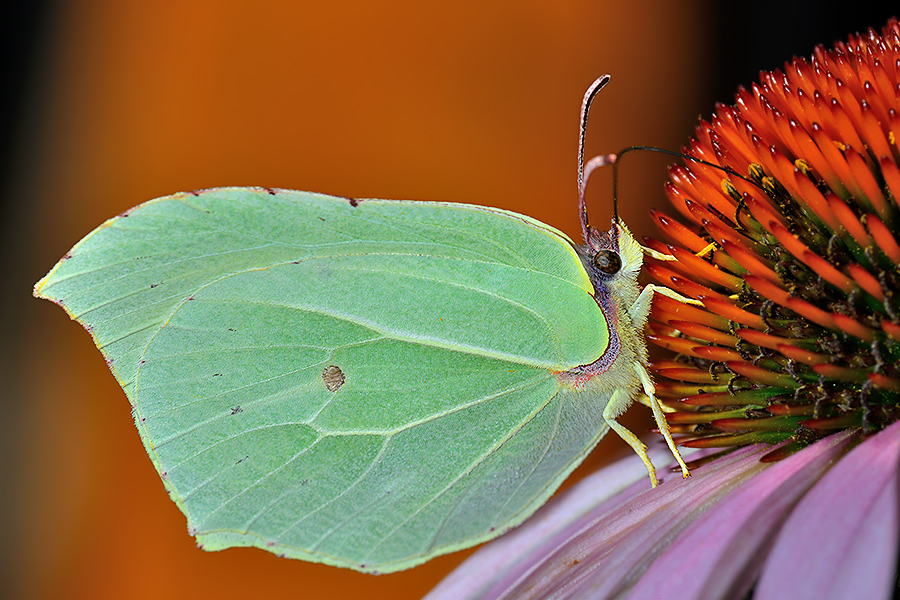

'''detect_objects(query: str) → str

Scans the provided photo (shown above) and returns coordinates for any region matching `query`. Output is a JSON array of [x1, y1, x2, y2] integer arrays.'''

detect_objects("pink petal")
[[433, 443, 775, 599], [425, 444, 678, 600], [506, 444, 775, 599], [755, 419, 900, 599], [626, 429, 857, 599]]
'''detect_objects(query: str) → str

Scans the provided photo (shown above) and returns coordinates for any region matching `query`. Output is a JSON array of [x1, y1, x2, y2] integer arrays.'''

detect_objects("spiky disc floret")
[[648, 18, 900, 456]]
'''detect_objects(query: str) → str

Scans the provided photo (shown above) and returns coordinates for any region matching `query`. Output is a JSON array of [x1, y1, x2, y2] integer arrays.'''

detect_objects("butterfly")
[[34, 74, 696, 573]]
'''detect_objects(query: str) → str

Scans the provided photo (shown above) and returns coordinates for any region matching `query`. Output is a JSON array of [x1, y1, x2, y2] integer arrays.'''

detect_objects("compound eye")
[[592, 249, 622, 275]]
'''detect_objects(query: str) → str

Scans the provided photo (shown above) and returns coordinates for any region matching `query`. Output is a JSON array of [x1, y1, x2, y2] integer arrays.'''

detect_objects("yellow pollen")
[[695, 242, 718, 258], [794, 159, 811, 174], [890, 131, 896, 146], [833, 140, 847, 151]]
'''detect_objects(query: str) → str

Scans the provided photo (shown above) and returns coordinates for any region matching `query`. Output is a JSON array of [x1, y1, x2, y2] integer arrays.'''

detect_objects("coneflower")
[[649, 17, 900, 455], [427, 18, 900, 600]]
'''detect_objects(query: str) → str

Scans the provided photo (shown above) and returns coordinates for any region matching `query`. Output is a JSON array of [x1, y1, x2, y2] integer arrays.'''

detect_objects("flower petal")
[[424, 445, 679, 600], [754, 419, 900, 600], [625, 430, 857, 599], [535, 445, 772, 598], [431, 445, 775, 599]]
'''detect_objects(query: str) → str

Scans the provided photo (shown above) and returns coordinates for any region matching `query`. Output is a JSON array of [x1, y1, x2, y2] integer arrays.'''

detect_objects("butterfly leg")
[[635, 362, 691, 479], [632, 284, 704, 327], [603, 390, 659, 487], [625, 284, 695, 481], [641, 242, 717, 260]]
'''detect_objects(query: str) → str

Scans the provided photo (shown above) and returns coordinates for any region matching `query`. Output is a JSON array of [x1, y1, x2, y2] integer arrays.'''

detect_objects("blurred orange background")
[[10, 1, 710, 598]]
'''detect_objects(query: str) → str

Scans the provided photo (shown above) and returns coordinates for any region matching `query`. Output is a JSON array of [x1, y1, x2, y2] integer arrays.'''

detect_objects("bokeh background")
[[3, 2, 896, 598]]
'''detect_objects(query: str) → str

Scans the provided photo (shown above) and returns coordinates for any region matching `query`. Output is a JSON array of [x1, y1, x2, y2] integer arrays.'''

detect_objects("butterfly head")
[[575, 75, 644, 296], [581, 219, 643, 285]]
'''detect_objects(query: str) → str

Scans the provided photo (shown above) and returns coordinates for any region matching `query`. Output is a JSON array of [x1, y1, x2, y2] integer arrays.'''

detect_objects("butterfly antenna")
[[578, 77, 763, 243], [578, 74, 611, 241], [613, 145, 760, 188], [592, 145, 764, 237]]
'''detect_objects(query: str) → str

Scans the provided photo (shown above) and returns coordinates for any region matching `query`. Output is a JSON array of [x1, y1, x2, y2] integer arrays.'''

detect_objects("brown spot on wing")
[[322, 365, 346, 392]]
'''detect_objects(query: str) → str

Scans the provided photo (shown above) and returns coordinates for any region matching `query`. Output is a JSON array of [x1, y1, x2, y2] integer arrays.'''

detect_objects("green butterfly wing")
[[35, 188, 614, 572]]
